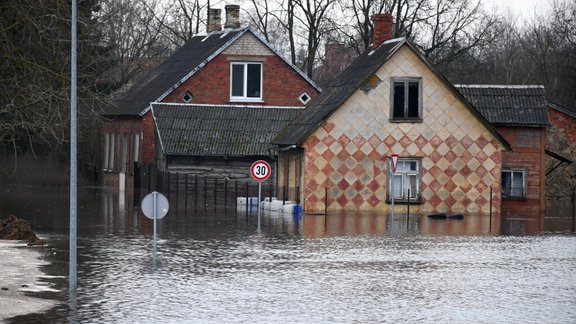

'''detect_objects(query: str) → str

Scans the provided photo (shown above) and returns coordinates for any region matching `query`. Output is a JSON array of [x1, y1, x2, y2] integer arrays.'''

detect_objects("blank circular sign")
[[141, 191, 170, 219]]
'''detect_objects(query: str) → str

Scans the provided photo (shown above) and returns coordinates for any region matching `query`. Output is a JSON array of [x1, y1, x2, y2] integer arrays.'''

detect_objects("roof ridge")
[[151, 102, 306, 110], [454, 84, 545, 89]]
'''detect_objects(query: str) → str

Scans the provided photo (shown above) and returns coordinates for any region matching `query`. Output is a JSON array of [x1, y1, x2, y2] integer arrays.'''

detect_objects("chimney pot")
[[372, 13, 393, 48], [207, 8, 222, 33], [224, 5, 240, 29]]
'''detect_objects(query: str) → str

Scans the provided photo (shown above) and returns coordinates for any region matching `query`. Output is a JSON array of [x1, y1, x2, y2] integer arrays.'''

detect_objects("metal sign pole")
[[153, 191, 157, 261], [391, 174, 395, 219], [69, 0, 78, 294], [258, 182, 262, 230]]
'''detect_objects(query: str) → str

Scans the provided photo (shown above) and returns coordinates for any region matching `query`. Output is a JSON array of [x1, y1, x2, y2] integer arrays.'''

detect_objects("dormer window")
[[182, 91, 193, 102], [230, 62, 262, 102]]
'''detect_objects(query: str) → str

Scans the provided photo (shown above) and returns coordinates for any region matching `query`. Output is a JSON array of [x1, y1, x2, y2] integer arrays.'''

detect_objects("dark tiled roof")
[[274, 39, 405, 145], [274, 39, 509, 151], [152, 104, 303, 156], [103, 29, 247, 116], [455, 85, 549, 126], [549, 102, 576, 118]]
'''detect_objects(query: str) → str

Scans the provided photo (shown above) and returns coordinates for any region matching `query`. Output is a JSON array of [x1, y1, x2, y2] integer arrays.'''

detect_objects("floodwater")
[[1, 185, 575, 323]]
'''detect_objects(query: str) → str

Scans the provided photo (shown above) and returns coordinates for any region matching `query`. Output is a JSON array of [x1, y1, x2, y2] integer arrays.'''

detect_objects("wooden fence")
[[545, 189, 576, 232]]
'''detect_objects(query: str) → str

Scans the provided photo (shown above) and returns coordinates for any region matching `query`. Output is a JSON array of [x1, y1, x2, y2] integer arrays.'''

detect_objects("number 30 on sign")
[[250, 160, 271, 181]]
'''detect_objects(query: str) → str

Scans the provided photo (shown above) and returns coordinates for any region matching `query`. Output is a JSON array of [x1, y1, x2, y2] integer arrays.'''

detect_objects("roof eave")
[[286, 39, 407, 146]]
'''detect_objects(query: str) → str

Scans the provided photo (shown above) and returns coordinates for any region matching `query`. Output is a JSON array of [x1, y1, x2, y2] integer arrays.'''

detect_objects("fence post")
[[194, 175, 198, 210], [245, 182, 249, 217], [185, 173, 188, 212], [572, 187, 575, 232], [213, 178, 217, 209], [225, 179, 228, 210], [203, 176, 207, 208], [324, 187, 328, 215], [269, 181, 273, 200]]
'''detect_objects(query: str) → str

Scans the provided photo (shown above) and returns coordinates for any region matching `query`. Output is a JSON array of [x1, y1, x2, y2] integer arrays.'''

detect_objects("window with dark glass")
[[391, 78, 422, 120], [231, 62, 262, 101], [502, 169, 527, 199]]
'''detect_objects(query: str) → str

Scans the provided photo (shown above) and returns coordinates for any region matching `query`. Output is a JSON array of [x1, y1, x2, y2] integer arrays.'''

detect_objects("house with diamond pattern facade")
[[274, 13, 515, 217]]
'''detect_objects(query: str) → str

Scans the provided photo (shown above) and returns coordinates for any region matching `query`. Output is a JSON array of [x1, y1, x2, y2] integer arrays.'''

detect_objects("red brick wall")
[[162, 54, 319, 106], [498, 126, 546, 230], [549, 108, 576, 143], [141, 112, 155, 165]]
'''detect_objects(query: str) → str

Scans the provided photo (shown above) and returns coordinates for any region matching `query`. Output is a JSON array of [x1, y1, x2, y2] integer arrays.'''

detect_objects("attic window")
[[299, 92, 311, 104], [230, 62, 262, 102], [182, 91, 193, 102]]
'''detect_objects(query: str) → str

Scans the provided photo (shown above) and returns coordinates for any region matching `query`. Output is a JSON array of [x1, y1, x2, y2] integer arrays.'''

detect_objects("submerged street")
[[1, 185, 575, 323]]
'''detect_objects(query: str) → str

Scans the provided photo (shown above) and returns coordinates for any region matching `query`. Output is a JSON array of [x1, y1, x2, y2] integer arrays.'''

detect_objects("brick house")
[[455, 85, 549, 231], [274, 13, 511, 216], [101, 5, 320, 190], [546, 102, 575, 195]]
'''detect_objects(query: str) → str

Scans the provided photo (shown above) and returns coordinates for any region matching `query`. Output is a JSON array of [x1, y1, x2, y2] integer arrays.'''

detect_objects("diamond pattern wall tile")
[[300, 46, 505, 214]]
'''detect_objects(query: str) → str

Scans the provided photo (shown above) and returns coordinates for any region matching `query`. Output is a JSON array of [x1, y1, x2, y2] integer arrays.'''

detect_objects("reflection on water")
[[0, 186, 574, 323]]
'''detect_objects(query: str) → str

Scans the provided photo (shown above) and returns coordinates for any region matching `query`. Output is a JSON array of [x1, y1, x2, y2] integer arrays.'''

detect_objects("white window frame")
[[299, 92, 311, 105], [109, 133, 115, 171], [230, 62, 263, 102], [103, 133, 110, 170], [390, 77, 423, 122], [133, 133, 140, 163], [182, 91, 193, 102], [502, 168, 528, 199], [387, 157, 421, 202]]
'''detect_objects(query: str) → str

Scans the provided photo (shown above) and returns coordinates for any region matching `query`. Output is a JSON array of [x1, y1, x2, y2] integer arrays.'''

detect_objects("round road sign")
[[250, 160, 271, 181], [141, 191, 170, 219]]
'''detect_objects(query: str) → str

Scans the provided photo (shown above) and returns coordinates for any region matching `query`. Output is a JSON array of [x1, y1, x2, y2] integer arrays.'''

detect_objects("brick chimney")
[[207, 8, 222, 32], [372, 13, 393, 48], [224, 5, 240, 29]]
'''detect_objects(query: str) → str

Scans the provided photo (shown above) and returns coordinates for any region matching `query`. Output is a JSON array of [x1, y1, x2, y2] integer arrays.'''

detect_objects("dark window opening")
[[391, 78, 422, 120]]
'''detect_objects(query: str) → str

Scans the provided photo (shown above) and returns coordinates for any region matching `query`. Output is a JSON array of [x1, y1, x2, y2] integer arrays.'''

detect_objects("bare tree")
[[98, 0, 169, 90], [293, 0, 338, 77]]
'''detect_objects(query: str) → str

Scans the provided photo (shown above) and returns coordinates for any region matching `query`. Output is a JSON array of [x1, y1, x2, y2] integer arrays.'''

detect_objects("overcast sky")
[[483, 0, 553, 22]]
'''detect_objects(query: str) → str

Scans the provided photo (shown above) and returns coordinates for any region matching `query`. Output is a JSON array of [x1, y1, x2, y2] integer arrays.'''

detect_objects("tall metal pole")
[[391, 174, 395, 219], [69, 0, 78, 293], [257, 182, 262, 230], [153, 191, 157, 261]]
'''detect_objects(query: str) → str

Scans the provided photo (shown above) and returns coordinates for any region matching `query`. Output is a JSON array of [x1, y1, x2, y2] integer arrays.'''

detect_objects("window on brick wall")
[[133, 133, 140, 163], [502, 168, 527, 199], [103, 133, 110, 170], [230, 62, 262, 101], [388, 158, 421, 202], [109, 133, 115, 171], [390, 77, 422, 121]]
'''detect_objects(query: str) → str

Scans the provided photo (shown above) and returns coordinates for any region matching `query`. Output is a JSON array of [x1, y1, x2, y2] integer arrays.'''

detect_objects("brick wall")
[[549, 108, 576, 143], [498, 126, 546, 230], [141, 112, 155, 165], [162, 36, 319, 106]]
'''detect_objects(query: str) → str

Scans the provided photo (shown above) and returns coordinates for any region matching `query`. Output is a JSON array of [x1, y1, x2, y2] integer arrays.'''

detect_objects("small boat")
[[447, 213, 464, 220], [427, 213, 464, 220], [427, 213, 447, 219]]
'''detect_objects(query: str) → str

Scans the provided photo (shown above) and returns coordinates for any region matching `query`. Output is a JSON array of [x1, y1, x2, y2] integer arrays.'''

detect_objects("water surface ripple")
[[70, 234, 575, 323]]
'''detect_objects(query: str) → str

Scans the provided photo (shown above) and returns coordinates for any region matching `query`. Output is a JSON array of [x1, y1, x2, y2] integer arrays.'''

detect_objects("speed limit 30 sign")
[[250, 160, 271, 181]]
